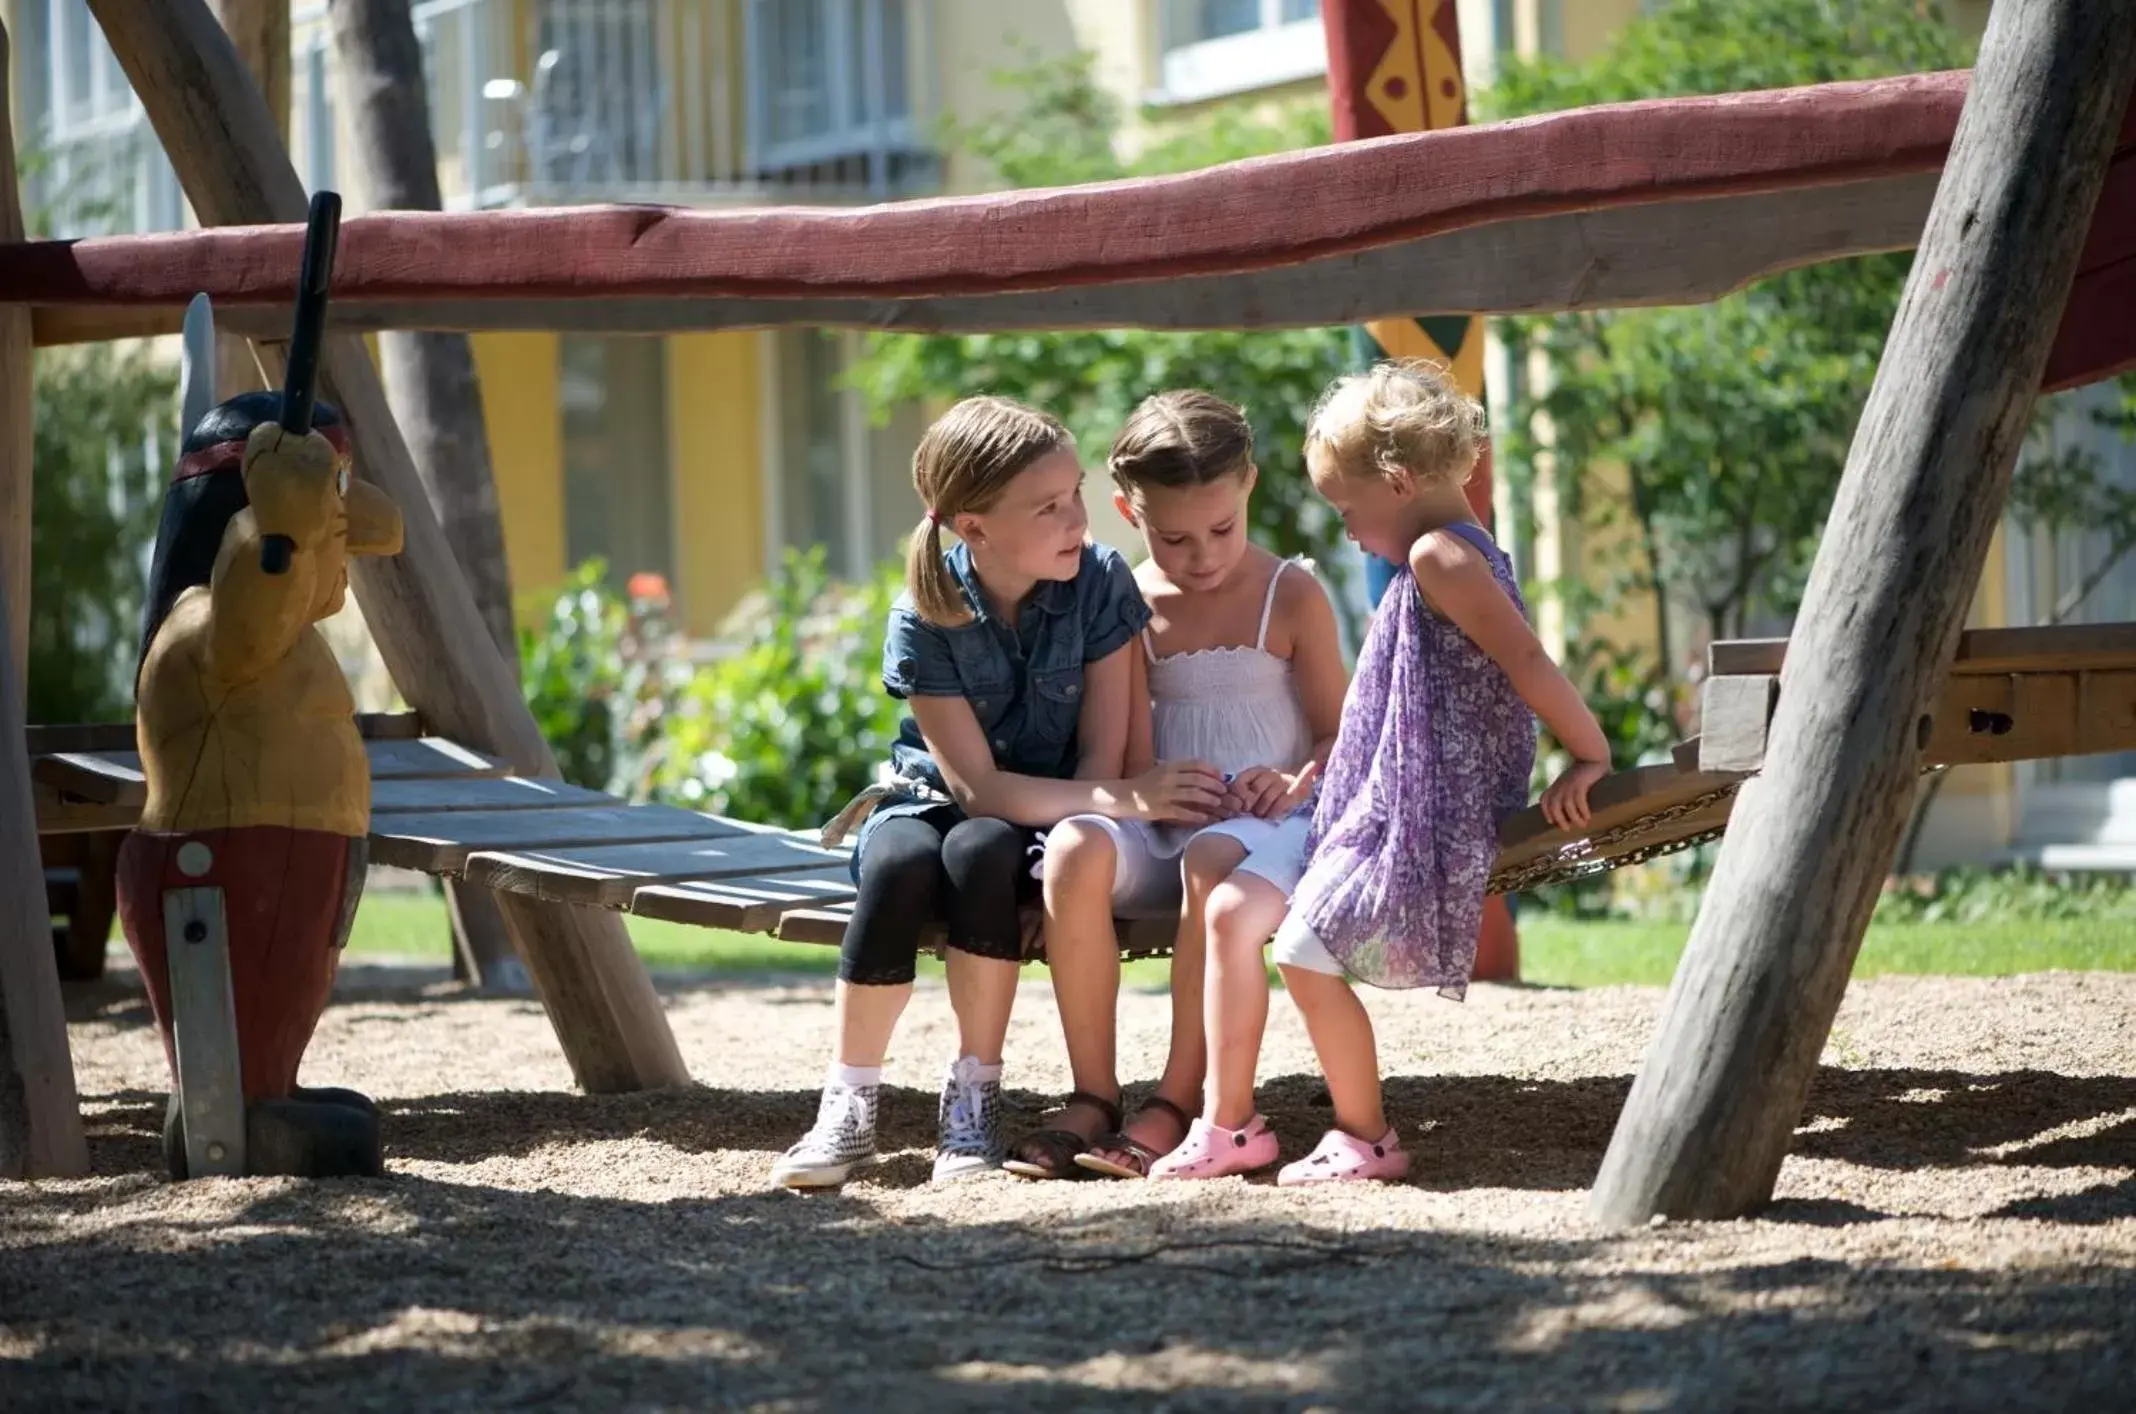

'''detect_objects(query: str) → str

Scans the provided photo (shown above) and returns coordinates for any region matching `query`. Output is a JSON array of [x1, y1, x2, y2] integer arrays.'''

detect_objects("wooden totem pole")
[[115, 197, 402, 1179]]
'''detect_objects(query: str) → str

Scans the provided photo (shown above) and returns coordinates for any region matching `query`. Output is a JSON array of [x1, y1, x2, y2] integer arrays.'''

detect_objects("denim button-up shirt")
[[879, 540, 1150, 799]]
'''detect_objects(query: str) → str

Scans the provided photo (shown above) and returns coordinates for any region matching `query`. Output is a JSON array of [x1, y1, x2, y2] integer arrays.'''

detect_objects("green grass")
[[347, 889, 2136, 989]]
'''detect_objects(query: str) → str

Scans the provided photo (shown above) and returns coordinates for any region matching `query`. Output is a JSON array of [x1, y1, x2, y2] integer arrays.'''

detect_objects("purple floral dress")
[[1291, 523, 1536, 998]]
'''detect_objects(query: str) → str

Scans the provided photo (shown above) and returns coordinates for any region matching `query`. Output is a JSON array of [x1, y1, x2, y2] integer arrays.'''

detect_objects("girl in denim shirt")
[[774, 396, 1226, 1189]]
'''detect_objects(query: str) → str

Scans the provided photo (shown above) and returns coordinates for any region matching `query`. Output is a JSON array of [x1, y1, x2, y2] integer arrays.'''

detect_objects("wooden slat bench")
[[21, 708, 1781, 963]]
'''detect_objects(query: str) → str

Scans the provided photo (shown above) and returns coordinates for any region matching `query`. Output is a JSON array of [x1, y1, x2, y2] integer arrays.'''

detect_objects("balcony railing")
[[296, 0, 940, 210]]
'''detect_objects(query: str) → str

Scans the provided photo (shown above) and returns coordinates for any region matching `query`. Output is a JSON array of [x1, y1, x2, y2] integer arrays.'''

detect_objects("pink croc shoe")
[[1276, 1127, 1410, 1186], [1146, 1115, 1280, 1180]]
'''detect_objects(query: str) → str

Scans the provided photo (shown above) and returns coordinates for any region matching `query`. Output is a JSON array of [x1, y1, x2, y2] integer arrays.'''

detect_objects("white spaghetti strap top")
[[1144, 559, 1317, 779]]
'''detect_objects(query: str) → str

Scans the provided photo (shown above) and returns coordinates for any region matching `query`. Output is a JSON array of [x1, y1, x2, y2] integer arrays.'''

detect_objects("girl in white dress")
[[1003, 390, 1349, 1180]]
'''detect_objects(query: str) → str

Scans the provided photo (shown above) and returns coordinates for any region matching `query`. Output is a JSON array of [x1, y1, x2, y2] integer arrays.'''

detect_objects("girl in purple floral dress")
[[1150, 359, 1611, 1187]]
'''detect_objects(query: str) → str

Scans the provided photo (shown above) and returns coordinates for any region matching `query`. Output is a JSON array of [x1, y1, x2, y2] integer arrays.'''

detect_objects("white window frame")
[[1153, 0, 1327, 107], [745, 0, 920, 177]]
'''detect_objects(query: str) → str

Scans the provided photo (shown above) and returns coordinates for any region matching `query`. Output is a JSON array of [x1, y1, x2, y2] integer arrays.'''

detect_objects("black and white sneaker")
[[771, 1082, 880, 1188], [933, 1055, 1005, 1184]]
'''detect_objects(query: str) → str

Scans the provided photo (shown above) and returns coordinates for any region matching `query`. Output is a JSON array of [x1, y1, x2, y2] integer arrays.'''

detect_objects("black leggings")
[[843, 807, 1034, 985]]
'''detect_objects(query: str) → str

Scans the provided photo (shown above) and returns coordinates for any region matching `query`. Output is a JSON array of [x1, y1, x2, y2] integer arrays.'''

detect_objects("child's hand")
[[1129, 761, 1227, 826], [1232, 762, 1321, 819], [1541, 759, 1609, 833]]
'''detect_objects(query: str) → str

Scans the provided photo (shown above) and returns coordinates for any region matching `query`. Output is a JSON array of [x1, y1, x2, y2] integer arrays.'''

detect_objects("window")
[[26, 1, 185, 235], [775, 330, 852, 575], [771, 330, 926, 578], [748, 0, 925, 188], [1157, 0, 1326, 106], [560, 336, 676, 593]]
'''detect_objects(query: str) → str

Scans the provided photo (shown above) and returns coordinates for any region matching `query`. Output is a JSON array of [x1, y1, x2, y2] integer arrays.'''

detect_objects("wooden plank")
[[1697, 665, 2136, 772], [1698, 675, 1779, 773], [1591, 1, 2136, 1229], [463, 832, 848, 909], [31, 751, 144, 806], [366, 736, 510, 779], [30, 778, 139, 835], [161, 885, 246, 1177], [368, 775, 618, 815], [21, 711, 423, 755], [85, 0, 688, 1094], [0, 570, 89, 1178], [367, 803, 741, 873], [1708, 621, 2136, 678], [630, 866, 860, 933]]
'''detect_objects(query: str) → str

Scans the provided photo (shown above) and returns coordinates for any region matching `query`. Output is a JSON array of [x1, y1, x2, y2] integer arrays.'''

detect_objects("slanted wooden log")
[[0, 19, 30, 697], [328, 0, 526, 993], [0, 576, 89, 1178], [206, 0, 288, 403], [1590, 0, 2136, 1227], [85, 0, 686, 1093]]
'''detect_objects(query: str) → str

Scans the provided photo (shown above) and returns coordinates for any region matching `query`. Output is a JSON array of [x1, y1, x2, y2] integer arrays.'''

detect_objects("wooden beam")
[[85, 0, 688, 1094], [1590, 0, 2136, 1229], [11, 172, 1944, 343], [1701, 664, 2136, 773], [0, 573, 89, 1178], [206, 0, 288, 402], [0, 69, 1968, 310], [0, 19, 30, 700], [1708, 621, 2136, 677]]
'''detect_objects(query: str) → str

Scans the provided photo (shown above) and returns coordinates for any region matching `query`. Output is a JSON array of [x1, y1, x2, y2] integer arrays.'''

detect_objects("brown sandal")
[[1002, 1090, 1121, 1181], [1073, 1095, 1197, 1180]]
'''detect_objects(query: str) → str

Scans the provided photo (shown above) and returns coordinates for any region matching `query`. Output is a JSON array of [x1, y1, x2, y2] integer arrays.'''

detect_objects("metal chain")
[[1486, 784, 1743, 896]]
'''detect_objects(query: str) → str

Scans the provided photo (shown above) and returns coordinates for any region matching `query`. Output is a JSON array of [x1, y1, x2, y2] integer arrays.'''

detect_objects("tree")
[[327, 0, 518, 668], [1487, 0, 1985, 708], [843, 56, 1355, 609], [25, 344, 173, 723]]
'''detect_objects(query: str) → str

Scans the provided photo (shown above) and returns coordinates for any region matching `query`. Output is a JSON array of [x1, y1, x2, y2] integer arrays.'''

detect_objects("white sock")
[[831, 1062, 882, 1090], [957, 1057, 1003, 1083]]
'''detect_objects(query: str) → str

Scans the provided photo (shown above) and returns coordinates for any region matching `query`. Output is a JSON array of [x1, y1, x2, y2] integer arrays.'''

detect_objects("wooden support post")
[[87, 0, 687, 1093], [0, 19, 31, 700], [1590, 0, 2136, 1227], [207, 0, 288, 402], [0, 577, 90, 1178]]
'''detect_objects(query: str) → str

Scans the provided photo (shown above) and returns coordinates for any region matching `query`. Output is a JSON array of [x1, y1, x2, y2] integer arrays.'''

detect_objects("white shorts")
[[1046, 815, 1188, 920], [1197, 812, 1347, 978]]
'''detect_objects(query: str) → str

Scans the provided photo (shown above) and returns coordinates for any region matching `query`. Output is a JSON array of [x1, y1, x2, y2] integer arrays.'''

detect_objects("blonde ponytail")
[[903, 395, 1073, 627], [906, 514, 970, 626]]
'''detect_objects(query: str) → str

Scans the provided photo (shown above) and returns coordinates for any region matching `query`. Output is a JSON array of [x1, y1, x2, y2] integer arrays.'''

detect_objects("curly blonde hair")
[[1303, 358, 1485, 487]]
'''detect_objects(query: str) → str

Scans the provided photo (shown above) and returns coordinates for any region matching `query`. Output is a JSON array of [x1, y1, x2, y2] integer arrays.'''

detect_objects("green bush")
[[635, 547, 901, 829], [517, 559, 633, 790], [520, 550, 903, 829], [28, 343, 176, 723]]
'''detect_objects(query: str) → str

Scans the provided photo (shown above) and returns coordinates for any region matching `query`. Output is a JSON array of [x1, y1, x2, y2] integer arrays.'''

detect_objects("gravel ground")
[[3, 958, 2132, 1412]]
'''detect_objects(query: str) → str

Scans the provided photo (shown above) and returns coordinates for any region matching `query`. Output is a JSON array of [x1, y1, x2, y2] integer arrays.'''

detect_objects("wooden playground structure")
[[2, 0, 2133, 1224]]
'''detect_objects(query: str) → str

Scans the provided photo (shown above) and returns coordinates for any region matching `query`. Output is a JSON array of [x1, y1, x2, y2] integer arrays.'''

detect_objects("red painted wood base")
[[115, 827, 364, 1101]]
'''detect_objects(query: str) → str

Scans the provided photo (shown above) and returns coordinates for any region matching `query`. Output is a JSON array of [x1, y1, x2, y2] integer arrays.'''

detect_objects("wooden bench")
[[27, 710, 1757, 962]]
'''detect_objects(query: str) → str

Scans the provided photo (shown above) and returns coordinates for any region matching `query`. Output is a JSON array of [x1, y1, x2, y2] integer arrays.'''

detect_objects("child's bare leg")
[[1203, 871, 1291, 1129], [1037, 820, 1124, 1134], [1281, 966, 1387, 1139], [1091, 834, 1245, 1165]]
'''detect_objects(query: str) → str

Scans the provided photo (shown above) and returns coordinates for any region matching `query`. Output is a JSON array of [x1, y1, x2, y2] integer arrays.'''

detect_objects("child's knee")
[[1042, 818, 1117, 895], [1205, 877, 1280, 955], [1183, 833, 1247, 896]]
